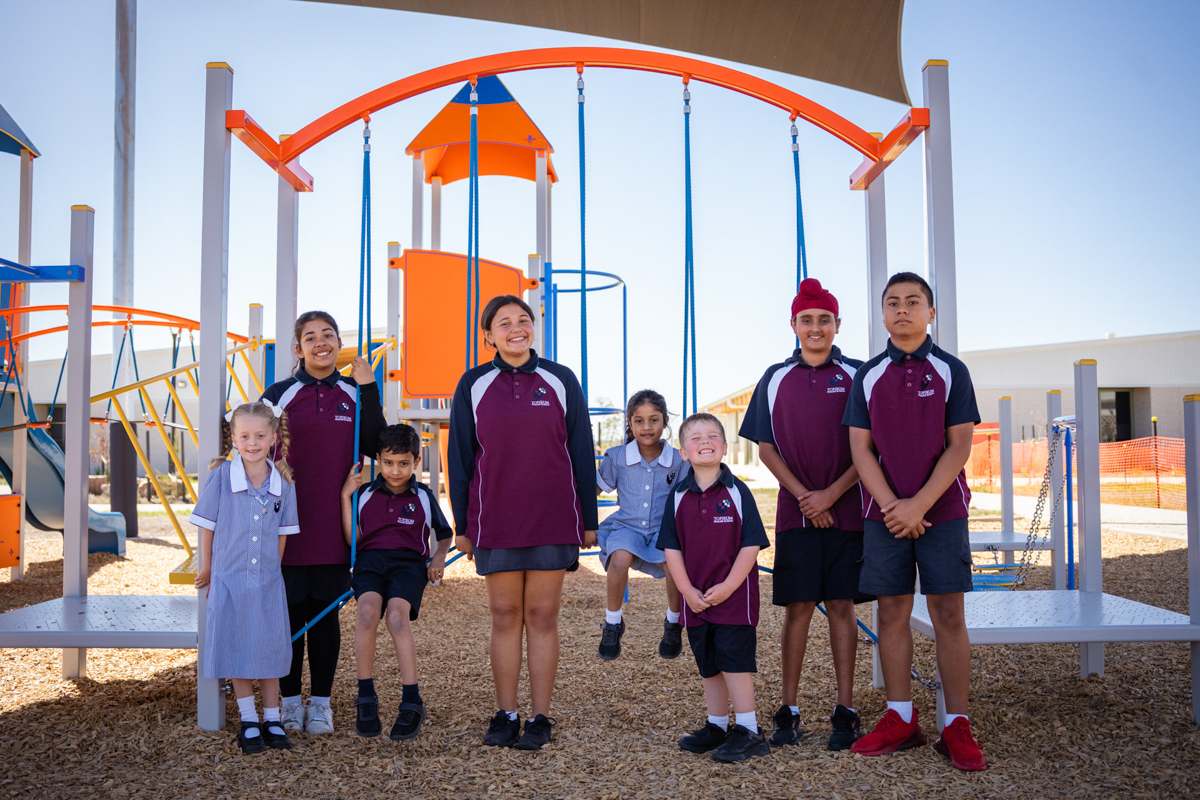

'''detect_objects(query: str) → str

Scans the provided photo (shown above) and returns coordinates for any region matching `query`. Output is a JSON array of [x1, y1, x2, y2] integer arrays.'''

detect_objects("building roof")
[[0, 102, 40, 158], [295, 0, 911, 105]]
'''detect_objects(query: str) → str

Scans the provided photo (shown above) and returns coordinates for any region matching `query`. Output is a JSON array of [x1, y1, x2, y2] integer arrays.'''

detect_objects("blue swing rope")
[[104, 327, 130, 420], [791, 118, 809, 350], [47, 348, 69, 422], [465, 81, 480, 369], [577, 67, 588, 400], [682, 79, 698, 416]]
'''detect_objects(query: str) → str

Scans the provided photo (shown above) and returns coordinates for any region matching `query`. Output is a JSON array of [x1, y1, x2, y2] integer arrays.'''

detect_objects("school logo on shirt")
[[531, 386, 551, 407], [827, 372, 847, 393], [713, 498, 734, 522], [274, 500, 282, 513], [405, 503, 416, 514], [666, 472, 677, 485], [397, 516, 415, 525], [335, 400, 354, 423], [918, 373, 935, 398]]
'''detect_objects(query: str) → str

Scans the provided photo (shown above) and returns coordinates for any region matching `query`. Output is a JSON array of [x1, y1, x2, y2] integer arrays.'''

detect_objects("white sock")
[[310, 696, 331, 708], [605, 608, 623, 625], [943, 713, 968, 731], [504, 710, 518, 721], [237, 696, 259, 738], [707, 714, 729, 731], [665, 609, 681, 624], [788, 705, 800, 716], [263, 706, 285, 736], [282, 694, 301, 707], [735, 711, 758, 734], [887, 701, 913, 724]]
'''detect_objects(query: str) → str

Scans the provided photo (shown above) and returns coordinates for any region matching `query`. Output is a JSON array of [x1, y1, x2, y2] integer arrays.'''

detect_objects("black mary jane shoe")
[[262, 722, 294, 750], [238, 721, 267, 755]]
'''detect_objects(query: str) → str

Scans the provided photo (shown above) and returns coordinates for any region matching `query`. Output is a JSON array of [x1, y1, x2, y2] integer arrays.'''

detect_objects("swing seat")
[[169, 553, 200, 585]]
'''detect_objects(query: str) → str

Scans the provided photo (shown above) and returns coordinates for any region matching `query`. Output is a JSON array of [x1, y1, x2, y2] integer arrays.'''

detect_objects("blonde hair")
[[210, 402, 294, 482]]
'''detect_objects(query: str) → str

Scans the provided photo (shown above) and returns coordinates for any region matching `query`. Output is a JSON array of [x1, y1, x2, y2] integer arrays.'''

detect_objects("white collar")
[[624, 439, 676, 468], [228, 452, 282, 496]]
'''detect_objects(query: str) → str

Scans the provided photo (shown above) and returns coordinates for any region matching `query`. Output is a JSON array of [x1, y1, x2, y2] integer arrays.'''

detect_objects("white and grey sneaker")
[[305, 701, 335, 734], [281, 699, 306, 732]]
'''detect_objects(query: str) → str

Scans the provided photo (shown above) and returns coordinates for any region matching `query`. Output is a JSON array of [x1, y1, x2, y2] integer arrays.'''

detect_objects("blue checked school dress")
[[596, 439, 689, 578], [189, 454, 300, 680]]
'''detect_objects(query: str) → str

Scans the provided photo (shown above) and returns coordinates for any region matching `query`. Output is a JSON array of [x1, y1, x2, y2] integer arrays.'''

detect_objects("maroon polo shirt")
[[842, 336, 980, 526], [447, 350, 598, 549], [657, 465, 770, 627], [739, 345, 864, 532], [261, 368, 385, 566], [356, 475, 451, 556]]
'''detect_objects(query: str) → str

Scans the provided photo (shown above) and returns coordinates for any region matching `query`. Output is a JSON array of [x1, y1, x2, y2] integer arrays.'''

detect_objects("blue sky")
[[1, 0, 1198, 413]]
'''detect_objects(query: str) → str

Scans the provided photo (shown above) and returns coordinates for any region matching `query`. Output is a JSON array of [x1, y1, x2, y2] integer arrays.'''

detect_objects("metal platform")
[[0, 595, 198, 649], [969, 530, 1052, 552]]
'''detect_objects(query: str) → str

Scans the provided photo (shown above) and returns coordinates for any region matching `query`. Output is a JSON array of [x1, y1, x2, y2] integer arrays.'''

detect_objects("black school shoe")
[[658, 619, 683, 659], [262, 722, 293, 750], [483, 711, 521, 747], [769, 705, 802, 747], [597, 620, 626, 660], [238, 721, 267, 755], [514, 714, 556, 751], [390, 701, 427, 741], [355, 695, 382, 737], [827, 704, 862, 751], [712, 724, 770, 763], [678, 722, 727, 753]]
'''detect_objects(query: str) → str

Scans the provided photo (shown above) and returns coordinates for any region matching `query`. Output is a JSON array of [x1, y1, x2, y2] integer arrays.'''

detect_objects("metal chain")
[[911, 668, 941, 691], [1010, 427, 1066, 588]]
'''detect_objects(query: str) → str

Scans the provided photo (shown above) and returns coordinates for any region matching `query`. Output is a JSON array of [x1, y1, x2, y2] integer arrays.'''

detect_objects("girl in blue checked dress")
[[192, 401, 300, 754], [595, 389, 689, 661]]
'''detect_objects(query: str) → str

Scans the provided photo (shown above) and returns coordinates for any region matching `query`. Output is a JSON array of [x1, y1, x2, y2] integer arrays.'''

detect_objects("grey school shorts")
[[859, 517, 973, 596]]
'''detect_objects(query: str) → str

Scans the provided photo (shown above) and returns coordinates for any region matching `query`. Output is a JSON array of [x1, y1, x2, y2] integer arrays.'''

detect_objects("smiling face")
[[628, 402, 666, 449], [296, 319, 341, 377], [378, 448, 418, 492], [791, 308, 840, 359], [679, 419, 727, 468], [484, 303, 535, 361], [232, 413, 275, 466], [883, 281, 936, 344]]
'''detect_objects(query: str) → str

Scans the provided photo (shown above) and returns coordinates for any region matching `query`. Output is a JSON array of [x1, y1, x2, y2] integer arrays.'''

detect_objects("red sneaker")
[[850, 708, 927, 756], [933, 717, 988, 771]]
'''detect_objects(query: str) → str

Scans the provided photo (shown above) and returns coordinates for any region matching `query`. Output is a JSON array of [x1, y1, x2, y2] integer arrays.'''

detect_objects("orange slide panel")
[[395, 250, 536, 399]]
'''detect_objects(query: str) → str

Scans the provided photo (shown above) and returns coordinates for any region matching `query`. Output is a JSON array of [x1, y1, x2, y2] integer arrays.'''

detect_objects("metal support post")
[[248, 304, 264, 389], [528, 255, 544, 354], [922, 60, 958, 354], [863, 135, 888, 357], [430, 177, 442, 251], [411, 154, 424, 250], [999, 396, 1015, 564], [428, 425, 441, 501], [386, 242, 401, 424], [871, 600, 883, 689], [196, 62, 233, 731], [1183, 394, 1200, 723], [274, 135, 300, 385], [62, 205, 95, 678], [10, 149, 33, 581], [1047, 390, 1065, 589], [1074, 359, 1103, 677]]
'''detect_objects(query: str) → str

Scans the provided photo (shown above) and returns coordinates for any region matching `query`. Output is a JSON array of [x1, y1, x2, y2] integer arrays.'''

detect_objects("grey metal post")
[[922, 60, 958, 354], [1183, 394, 1200, 723], [196, 62, 233, 731], [386, 242, 400, 424], [535, 153, 550, 352], [871, 600, 883, 689], [863, 134, 888, 357], [411, 154, 423, 250], [62, 205, 95, 678], [430, 177, 442, 251], [1047, 390, 1065, 589], [274, 135, 299, 385], [1074, 359, 1103, 677], [10, 149, 33, 581], [528, 255, 544, 354], [999, 396, 1015, 563], [248, 304, 263, 389]]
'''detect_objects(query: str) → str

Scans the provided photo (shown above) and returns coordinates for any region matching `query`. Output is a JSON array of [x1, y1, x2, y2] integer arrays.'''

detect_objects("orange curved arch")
[[0, 304, 249, 344], [228, 47, 927, 192]]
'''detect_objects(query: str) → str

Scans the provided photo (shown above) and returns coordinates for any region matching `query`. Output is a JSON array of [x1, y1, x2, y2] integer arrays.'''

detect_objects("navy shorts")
[[686, 622, 757, 679], [351, 549, 429, 620], [772, 528, 875, 606], [859, 517, 973, 596]]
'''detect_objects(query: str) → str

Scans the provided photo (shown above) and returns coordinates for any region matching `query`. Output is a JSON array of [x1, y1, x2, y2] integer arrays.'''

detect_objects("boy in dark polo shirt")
[[739, 277, 870, 751], [658, 413, 771, 763], [842, 272, 986, 772], [341, 424, 451, 741]]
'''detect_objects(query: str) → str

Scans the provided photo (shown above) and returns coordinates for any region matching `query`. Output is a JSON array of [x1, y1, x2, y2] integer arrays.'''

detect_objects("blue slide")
[[0, 402, 126, 556]]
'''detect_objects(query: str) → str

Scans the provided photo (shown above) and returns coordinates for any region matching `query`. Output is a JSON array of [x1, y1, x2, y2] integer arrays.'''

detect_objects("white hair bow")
[[224, 399, 284, 423]]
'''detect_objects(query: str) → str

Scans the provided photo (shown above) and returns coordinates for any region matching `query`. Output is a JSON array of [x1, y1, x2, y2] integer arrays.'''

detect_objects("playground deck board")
[[968, 530, 1052, 551], [0, 595, 197, 649]]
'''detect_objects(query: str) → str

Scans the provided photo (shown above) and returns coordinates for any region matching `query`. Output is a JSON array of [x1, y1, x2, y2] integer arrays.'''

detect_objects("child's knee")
[[784, 601, 818, 622], [524, 602, 560, 632], [608, 550, 634, 570], [356, 595, 382, 628], [491, 601, 523, 630], [385, 609, 411, 635]]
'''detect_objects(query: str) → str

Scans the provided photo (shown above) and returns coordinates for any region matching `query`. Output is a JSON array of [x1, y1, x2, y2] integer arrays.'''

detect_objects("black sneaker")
[[482, 711, 521, 747], [678, 722, 727, 753], [597, 620, 626, 660], [769, 705, 802, 747], [514, 714, 555, 751], [712, 724, 770, 763], [355, 695, 382, 737], [827, 704, 862, 751], [390, 701, 426, 741], [262, 721, 293, 750], [238, 721, 267, 755], [658, 619, 683, 659]]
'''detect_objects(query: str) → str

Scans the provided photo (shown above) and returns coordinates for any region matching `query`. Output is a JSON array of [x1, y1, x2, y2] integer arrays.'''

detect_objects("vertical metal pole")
[[871, 601, 883, 689], [535, 153, 549, 353], [1182, 394, 1200, 723], [1046, 390, 1065, 589], [386, 242, 401, 424], [1074, 359, 1103, 677], [411, 154, 424, 250], [274, 135, 299, 385], [62, 205, 95, 678], [430, 177, 442, 251], [863, 134, 888, 357], [999, 396, 1015, 564], [528, 255, 544, 353], [922, 60, 958, 354], [197, 62, 233, 732], [248, 304, 263, 388], [10, 150, 33, 581]]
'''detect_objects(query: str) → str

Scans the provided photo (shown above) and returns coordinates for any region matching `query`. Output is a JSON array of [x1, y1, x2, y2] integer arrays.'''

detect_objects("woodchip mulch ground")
[[0, 506, 1197, 799]]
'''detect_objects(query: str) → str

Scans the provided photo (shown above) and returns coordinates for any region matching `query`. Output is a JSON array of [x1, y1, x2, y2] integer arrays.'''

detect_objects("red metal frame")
[[226, 47, 926, 191]]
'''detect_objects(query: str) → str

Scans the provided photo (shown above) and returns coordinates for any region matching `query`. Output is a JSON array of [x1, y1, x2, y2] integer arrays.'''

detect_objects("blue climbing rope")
[[791, 119, 809, 287], [577, 67, 589, 400], [47, 348, 69, 422], [471, 83, 481, 367], [465, 82, 480, 369], [103, 328, 130, 421], [682, 79, 698, 416], [127, 327, 148, 415]]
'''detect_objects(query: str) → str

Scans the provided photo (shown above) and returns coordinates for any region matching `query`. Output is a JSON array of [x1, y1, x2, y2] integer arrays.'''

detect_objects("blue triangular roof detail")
[[0, 102, 40, 158], [450, 75, 516, 106]]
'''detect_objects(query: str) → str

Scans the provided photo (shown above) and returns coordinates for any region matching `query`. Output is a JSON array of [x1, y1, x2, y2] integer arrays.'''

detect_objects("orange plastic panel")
[[0, 495, 21, 569], [399, 249, 536, 399]]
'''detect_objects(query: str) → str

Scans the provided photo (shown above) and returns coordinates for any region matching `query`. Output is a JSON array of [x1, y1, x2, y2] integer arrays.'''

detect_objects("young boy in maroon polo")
[[739, 277, 870, 751], [658, 413, 771, 763], [341, 424, 451, 742], [842, 272, 986, 771]]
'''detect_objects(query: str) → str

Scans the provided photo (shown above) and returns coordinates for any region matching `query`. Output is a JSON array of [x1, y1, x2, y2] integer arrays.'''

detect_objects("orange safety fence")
[[965, 435, 1187, 511]]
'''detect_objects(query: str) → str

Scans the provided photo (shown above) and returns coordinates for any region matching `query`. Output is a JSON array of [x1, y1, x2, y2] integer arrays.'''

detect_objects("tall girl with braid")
[[260, 311, 386, 734], [192, 401, 300, 754]]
